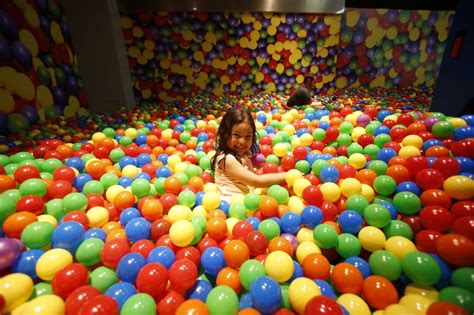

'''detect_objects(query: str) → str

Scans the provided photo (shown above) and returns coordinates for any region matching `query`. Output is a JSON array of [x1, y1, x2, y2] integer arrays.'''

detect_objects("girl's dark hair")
[[210, 108, 259, 171]]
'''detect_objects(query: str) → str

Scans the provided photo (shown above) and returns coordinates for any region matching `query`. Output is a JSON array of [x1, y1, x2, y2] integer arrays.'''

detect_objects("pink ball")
[[356, 114, 371, 127]]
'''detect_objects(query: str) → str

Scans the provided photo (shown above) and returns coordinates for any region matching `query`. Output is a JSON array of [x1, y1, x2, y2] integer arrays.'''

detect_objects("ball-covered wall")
[[121, 9, 453, 104], [0, 0, 88, 135]]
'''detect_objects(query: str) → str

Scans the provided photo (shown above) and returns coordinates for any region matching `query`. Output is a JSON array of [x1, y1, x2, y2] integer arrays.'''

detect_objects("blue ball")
[[314, 279, 336, 299], [119, 156, 136, 168], [345, 256, 372, 278], [374, 125, 391, 136], [105, 282, 136, 309], [219, 200, 230, 215], [156, 166, 172, 178], [118, 176, 133, 188], [455, 157, 474, 173], [320, 165, 339, 183], [157, 154, 169, 164], [379, 201, 398, 220], [301, 206, 323, 229], [377, 148, 397, 164], [125, 218, 151, 243], [65, 157, 85, 171], [195, 191, 205, 205], [454, 126, 474, 141], [136, 153, 152, 167], [338, 210, 363, 234], [119, 207, 141, 226], [73, 173, 92, 191], [318, 121, 330, 130], [187, 280, 213, 302], [288, 260, 304, 283], [239, 292, 253, 310], [396, 181, 421, 195], [135, 134, 147, 146], [250, 276, 282, 314], [147, 246, 175, 269], [84, 228, 106, 241], [201, 247, 225, 276], [52, 221, 84, 253], [280, 212, 301, 234], [12, 249, 44, 279], [135, 173, 151, 181], [246, 217, 261, 230], [116, 253, 146, 283]]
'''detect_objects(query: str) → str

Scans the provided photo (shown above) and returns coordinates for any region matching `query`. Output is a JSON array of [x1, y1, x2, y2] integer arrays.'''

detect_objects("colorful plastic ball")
[[436, 233, 474, 268], [89, 266, 117, 294], [401, 251, 441, 286], [312, 223, 338, 249], [120, 293, 156, 315], [438, 287, 474, 314], [75, 237, 104, 267], [169, 258, 198, 293], [368, 250, 402, 281], [206, 285, 239, 315], [336, 294, 371, 315], [35, 248, 73, 281], [265, 250, 294, 282], [169, 220, 195, 247], [304, 295, 344, 315], [288, 277, 321, 314], [105, 282, 136, 309], [331, 262, 364, 294], [443, 176, 474, 200], [319, 166, 339, 183], [249, 276, 282, 313], [224, 240, 250, 269], [0, 272, 34, 312], [358, 226, 386, 252], [336, 233, 361, 258], [201, 247, 226, 276], [393, 191, 421, 214], [280, 212, 302, 234], [362, 275, 398, 310], [116, 252, 146, 283], [65, 285, 101, 315], [427, 301, 470, 315]]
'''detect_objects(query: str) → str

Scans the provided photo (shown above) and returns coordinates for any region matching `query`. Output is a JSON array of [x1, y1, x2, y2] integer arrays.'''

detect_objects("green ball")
[[199, 156, 211, 170], [19, 178, 47, 197], [206, 285, 239, 315], [368, 161, 388, 176], [0, 195, 16, 225], [374, 134, 391, 148], [109, 148, 125, 162], [229, 203, 247, 220], [335, 233, 361, 258], [347, 143, 364, 155], [373, 175, 397, 195], [438, 287, 474, 314], [312, 128, 326, 141], [295, 160, 310, 174], [4, 163, 18, 175], [268, 185, 289, 205], [369, 250, 402, 281], [402, 251, 441, 286], [178, 189, 196, 208], [75, 238, 104, 266], [82, 180, 105, 195], [384, 220, 413, 239], [345, 195, 369, 215], [393, 192, 421, 214], [11, 152, 34, 164], [265, 154, 280, 165], [313, 224, 338, 249], [8, 113, 30, 134], [100, 173, 119, 189], [312, 160, 328, 176], [339, 122, 354, 134], [174, 172, 189, 185], [41, 158, 63, 173], [102, 127, 116, 138], [364, 204, 391, 228], [2, 189, 21, 204], [30, 282, 52, 299], [337, 134, 352, 146], [131, 178, 151, 198], [258, 219, 280, 240], [244, 192, 261, 211], [0, 155, 10, 166], [45, 199, 65, 219], [90, 266, 117, 293], [63, 192, 88, 213], [451, 268, 474, 292], [21, 222, 54, 249], [121, 293, 157, 315], [432, 121, 454, 139], [364, 144, 380, 160], [153, 178, 166, 194], [185, 164, 202, 178], [119, 136, 133, 146]]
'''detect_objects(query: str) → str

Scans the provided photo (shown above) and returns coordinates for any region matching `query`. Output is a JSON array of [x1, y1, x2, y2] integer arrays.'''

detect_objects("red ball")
[[14, 166, 41, 183], [302, 185, 323, 206], [78, 295, 119, 315], [53, 166, 76, 183], [65, 286, 101, 315], [48, 180, 74, 199], [432, 157, 461, 178], [16, 195, 45, 215], [415, 229, 443, 253], [52, 263, 89, 299], [451, 201, 474, 218], [304, 296, 343, 315], [169, 259, 198, 293], [244, 231, 268, 257], [100, 239, 130, 269], [293, 146, 308, 160], [436, 233, 474, 267], [157, 290, 185, 315], [176, 247, 201, 266], [130, 240, 155, 258], [452, 216, 474, 240], [262, 162, 279, 174], [415, 168, 445, 190], [136, 262, 168, 299]]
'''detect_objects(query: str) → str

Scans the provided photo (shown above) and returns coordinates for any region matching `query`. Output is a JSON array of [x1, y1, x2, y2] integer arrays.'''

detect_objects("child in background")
[[211, 108, 287, 201], [287, 73, 325, 109]]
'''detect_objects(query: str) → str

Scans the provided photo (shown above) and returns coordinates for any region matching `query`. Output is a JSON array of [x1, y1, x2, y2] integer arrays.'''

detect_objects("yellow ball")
[[196, 120, 206, 128], [283, 124, 296, 135], [0, 273, 33, 312], [291, 138, 301, 147], [122, 165, 140, 178], [203, 183, 218, 192], [106, 185, 124, 203], [293, 178, 311, 197], [168, 205, 192, 223], [405, 283, 439, 300], [92, 132, 106, 144], [402, 135, 423, 149], [300, 133, 313, 146], [348, 153, 367, 169], [360, 184, 375, 202], [167, 155, 182, 169], [383, 304, 416, 315], [296, 241, 321, 264], [169, 220, 194, 247], [192, 205, 207, 218], [399, 293, 434, 314], [17, 295, 65, 315], [265, 251, 294, 282], [202, 191, 221, 210], [448, 117, 467, 128], [36, 249, 73, 281], [351, 127, 366, 142], [385, 236, 417, 260], [443, 175, 474, 200], [86, 207, 109, 228], [226, 217, 239, 235], [273, 143, 288, 157], [229, 194, 245, 205], [399, 146, 421, 158], [37, 214, 58, 228], [340, 178, 362, 197], [337, 294, 371, 315], [125, 128, 138, 139], [358, 226, 386, 252], [296, 227, 314, 243], [320, 182, 341, 202], [161, 129, 173, 140], [288, 196, 305, 215], [285, 169, 303, 186], [288, 277, 321, 313]]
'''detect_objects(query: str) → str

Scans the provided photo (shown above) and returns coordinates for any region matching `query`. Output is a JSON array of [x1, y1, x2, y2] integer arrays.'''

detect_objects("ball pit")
[[1, 93, 474, 315]]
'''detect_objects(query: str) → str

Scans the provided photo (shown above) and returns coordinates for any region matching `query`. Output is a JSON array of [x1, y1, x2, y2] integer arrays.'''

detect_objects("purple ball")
[[357, 114, 371, 127], [0, 238, 24, 270], [280, 233, 298, 253], [20, 105, 40, 124], [424, 117, 441, 130]]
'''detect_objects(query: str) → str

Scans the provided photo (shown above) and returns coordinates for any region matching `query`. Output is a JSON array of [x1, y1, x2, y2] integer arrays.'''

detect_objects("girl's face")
[[227, 120, 253, 156]]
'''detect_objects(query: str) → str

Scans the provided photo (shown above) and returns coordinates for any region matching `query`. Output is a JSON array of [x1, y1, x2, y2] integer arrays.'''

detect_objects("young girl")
[[211, 109, 287, 200]]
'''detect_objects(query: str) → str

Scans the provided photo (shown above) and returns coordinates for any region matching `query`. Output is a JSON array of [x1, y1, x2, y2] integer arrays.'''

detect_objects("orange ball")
[[105, 228, 127, 242], [425, 145, 450, 158], [3, 211, 38, 238], [86, 160, 107, 179], [188, 176, 204, 192], [322, 146, 336, 156], [206, 210, 226, 220], [278, 205, 291, 217], [302, 253, 331, 280], [224, 240, 249, 268], [146, 135, 159, 147], [362, 275, 399, 310], [268, 236, 293, 256], [238, 309, 261, 315], [102, 221, 122, 235], [331, 262, 364, 294], [165, 146, 177, 155], [388, 156, 406, 166], [259, 195, 279, 218], [141, 198, 163, 222], [206, 217, 227, 241], [56, 144, 74, 158], [100, 137, 116, 150], [420, 189, 452, 209], [386, 165, 410, 184], [216, 267, 242, 293], [0, 175, 15, 193], [164, 176, 183, 195], [114, 191, 136, 211], [175, 299, 209, 315], [152, 146, 164, 156], [356, 169, 377, 186]]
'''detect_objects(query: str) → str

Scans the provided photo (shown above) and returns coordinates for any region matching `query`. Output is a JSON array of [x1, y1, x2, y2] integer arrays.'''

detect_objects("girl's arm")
[[221, 155, 286, 188]]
